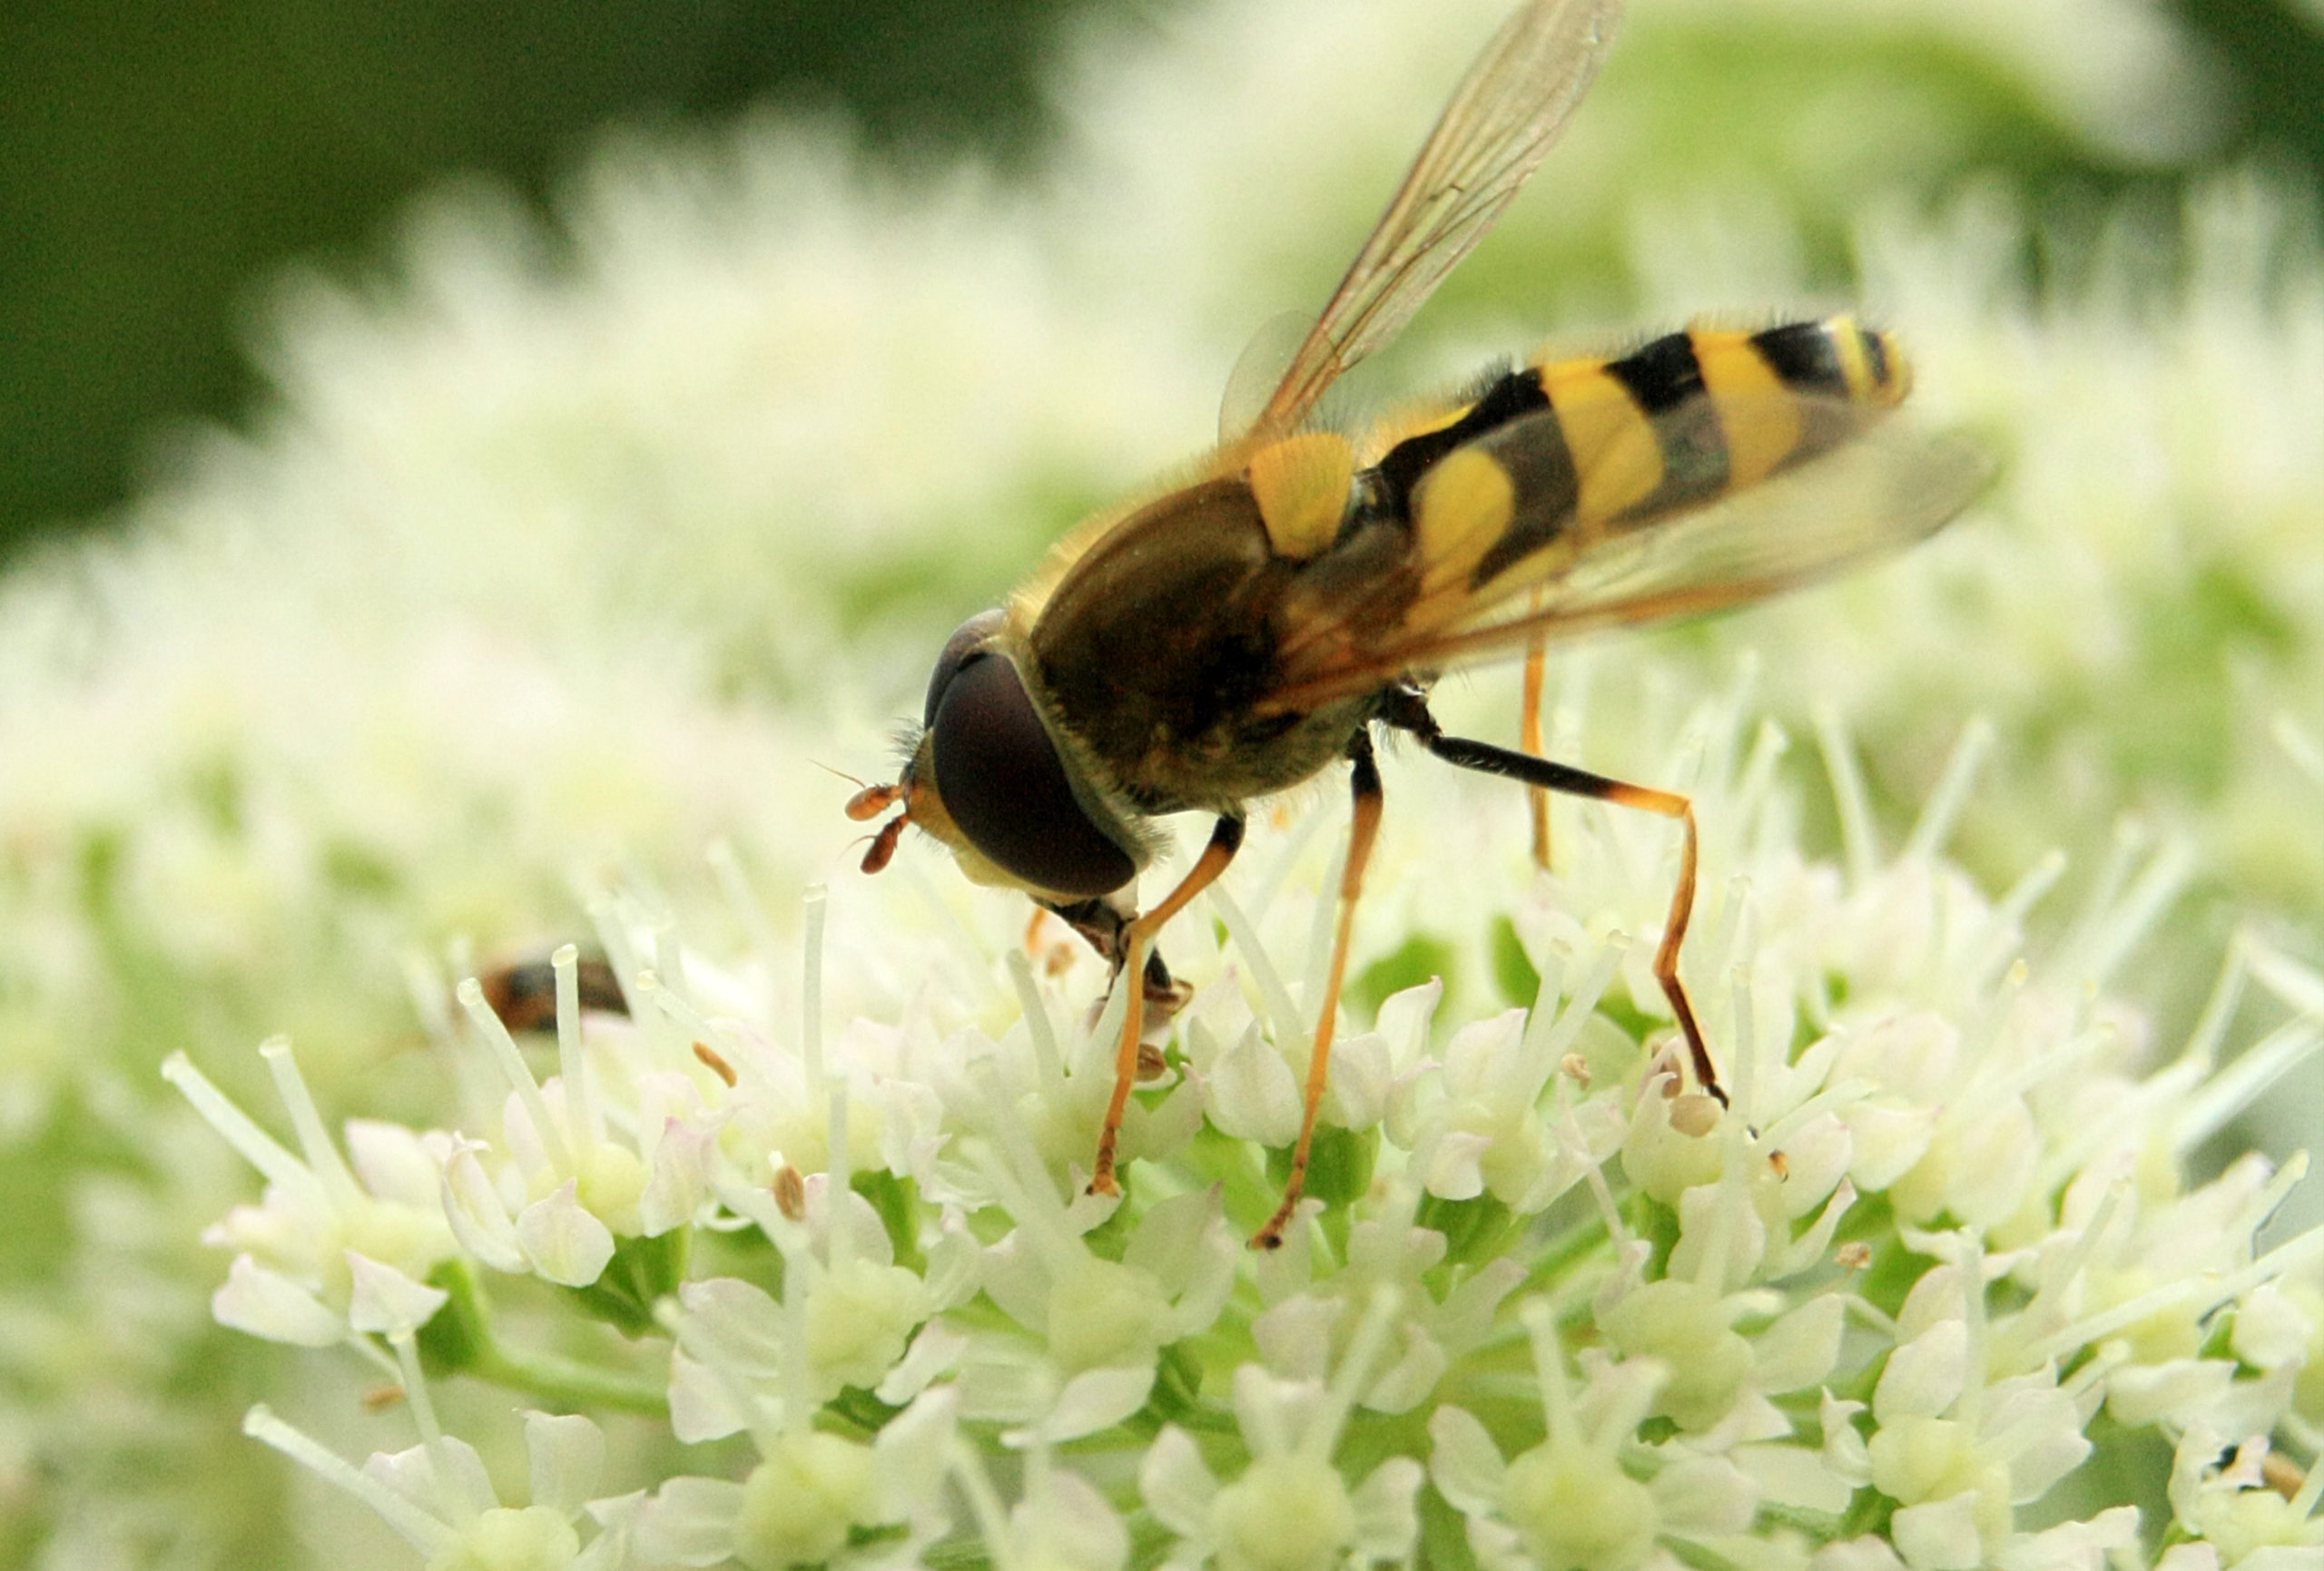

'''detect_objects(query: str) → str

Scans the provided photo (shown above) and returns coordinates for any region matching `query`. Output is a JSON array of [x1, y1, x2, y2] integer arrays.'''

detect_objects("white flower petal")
[[2239, 1550, 2324, 1571], [516, 1180, 616, 1287], [1994, 1506, 2141, 1571], [1768, 1113, 1855, 1219], [1844, 1102, 1938, 1193], [1891, 1491, 1986, 1571], [2233, 1283, 2315, 1370], [344, 1252, 448, 1335], [637, 1476, 746, 1566], [875, 1319, 969, 1406], [979, 1230, 1050, 1333], [1206, 1022, 1304, 1145], [362, 1441, 449, 1517], [1124, 1186, 1222, 1286], [1323, 1028, 1391, 1130], [1140, 1424, 1218, 1538], [1014, 1468, 1129, 1571], [1347, 1456, 1423, 1558], [1654, 1454, 1760, 1535], [2106, 1359, 2236, 1429], [212, 1255, 345, 1347], [1016, 1364, 1154, 1444], [437, 1137, 525, 1271], [1251, 1293, 1338, 1382], [921, 1213, 984, 1310], [344, 1119, 444, 1208], [1441, 1011, 1524, 1100], [666, 1349, 749, 1445], [955, 1354, 1051, 1425], [1754, 1292, 1845, 1394], [1822, 1391, 1873, 1485], [678, 1276, 784, 1375], [1734, 1440, 1856, 1515], [1876, 1320, 1968, 1422], [1363, 1322, 1448, 1415], [637, 1116, 715, 1236], [523, 1409, 605, 1517], [2155, 1546, 2221, 1571], [1374, 981, 1441, 1073], [873, 1386, 959, 1521], [1419, 1128, 1492, 1202], [1426, 1405, 1507, 1517], [1989, 1383, 2091, 1503], [366, 1434, 495, 1518]]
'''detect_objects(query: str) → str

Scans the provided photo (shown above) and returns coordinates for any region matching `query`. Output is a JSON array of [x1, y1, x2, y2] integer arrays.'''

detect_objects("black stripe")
[[1611, 330, 1726, 516], [1374, 365, 1550, 521], [1859, 326, 1890, 389], [1749, 321, 1849, 398], [1605, 330, 1703, 415]]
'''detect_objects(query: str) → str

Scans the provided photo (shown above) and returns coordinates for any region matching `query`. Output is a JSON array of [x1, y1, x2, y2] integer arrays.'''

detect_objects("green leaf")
[[1417, 1192, 1520, 1271], [562, 1227, 691, 1337], [419, 1260, 489, 1376], [1269, 1124, 1377, 1211], [1491, 916, 1541, 1008], [852, 1168, 925, 1272], [1352, 932, 1455, 1018]]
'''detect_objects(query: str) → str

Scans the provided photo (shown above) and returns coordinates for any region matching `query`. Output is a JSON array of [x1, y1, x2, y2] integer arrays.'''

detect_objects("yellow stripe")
[[1541, 359, 1660, 521], [1361, 396, 1469, 465], [1691, 328, 1801, 487], [1247, 432, 1354, 558], [1407, 446, 1514, 628], [1827, 313, 1876, 402]]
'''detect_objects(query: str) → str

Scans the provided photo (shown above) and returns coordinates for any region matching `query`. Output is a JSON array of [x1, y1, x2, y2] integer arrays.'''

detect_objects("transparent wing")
[[1261, 416, 1993, 712], [1246, 0, 1625, 440]]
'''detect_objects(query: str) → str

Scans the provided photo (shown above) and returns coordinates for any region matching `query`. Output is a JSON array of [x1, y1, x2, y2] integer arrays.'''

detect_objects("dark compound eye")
[[923, 608, 1007, 727], [928, 653, 1136, 898]]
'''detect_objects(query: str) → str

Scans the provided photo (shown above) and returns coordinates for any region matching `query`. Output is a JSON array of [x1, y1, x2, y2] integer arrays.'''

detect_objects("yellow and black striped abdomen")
[[1372, 316, 1911, 597], [1540, 316, 1908, 518]]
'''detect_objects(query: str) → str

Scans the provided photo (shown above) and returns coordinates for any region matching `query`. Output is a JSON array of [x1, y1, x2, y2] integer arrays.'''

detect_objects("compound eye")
[[929, 653, 1136, 898], [922, 608, 1008, 727]]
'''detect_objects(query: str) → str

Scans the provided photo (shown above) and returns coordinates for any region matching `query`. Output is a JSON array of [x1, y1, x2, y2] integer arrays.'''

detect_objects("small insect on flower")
[[849, 0, 1988, 1247], [475, 955, 628, 1034]]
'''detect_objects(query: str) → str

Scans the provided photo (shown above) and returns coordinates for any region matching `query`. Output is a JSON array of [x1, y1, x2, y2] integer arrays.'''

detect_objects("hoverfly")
[[847, 0, 1986, 1248]]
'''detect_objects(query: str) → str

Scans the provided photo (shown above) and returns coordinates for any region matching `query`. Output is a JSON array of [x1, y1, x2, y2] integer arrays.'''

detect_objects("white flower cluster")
[[0, 1, 2307, 1565], [170, 695, 2324, 1571]]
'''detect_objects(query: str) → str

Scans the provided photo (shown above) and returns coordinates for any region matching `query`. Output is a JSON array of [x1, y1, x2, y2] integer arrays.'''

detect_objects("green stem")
[[424, 1260, 669, 1416], [468, 1342, 671, 1415]]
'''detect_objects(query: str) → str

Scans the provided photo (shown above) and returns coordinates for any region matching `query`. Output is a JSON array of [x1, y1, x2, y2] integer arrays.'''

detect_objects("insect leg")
[[1521, 629, 1551, 869], [1037, 896, 1193, 1011], [1088, 815, 1246, 1197], [1252, 730, 1384, 1251], [1381, 686, 1725, 1106]]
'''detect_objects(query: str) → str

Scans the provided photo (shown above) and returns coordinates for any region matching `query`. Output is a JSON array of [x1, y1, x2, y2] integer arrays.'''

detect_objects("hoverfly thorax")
[[850, 609, 1143, 900]]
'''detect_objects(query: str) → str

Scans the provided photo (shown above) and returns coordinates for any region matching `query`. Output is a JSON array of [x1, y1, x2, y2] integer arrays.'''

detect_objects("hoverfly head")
[[887, 608, 1138, 899]]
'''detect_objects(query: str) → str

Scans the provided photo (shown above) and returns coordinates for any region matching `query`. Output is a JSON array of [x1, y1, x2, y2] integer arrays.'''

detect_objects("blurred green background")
[[1, 0, 2319, 563]]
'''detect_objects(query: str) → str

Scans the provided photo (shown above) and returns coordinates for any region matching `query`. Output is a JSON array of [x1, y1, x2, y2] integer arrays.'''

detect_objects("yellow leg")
[[1088, 816, 1245, 1195], [1252, 736, 1384, 1249], [1384, 686, 1726, 1107], [1521, 632, 1551, 869], [1598, 781, 1717, 1105]]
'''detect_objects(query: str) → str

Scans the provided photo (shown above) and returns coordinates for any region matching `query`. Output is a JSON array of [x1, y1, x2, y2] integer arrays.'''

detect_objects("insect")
[[846, 0, 1986, 1248]]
